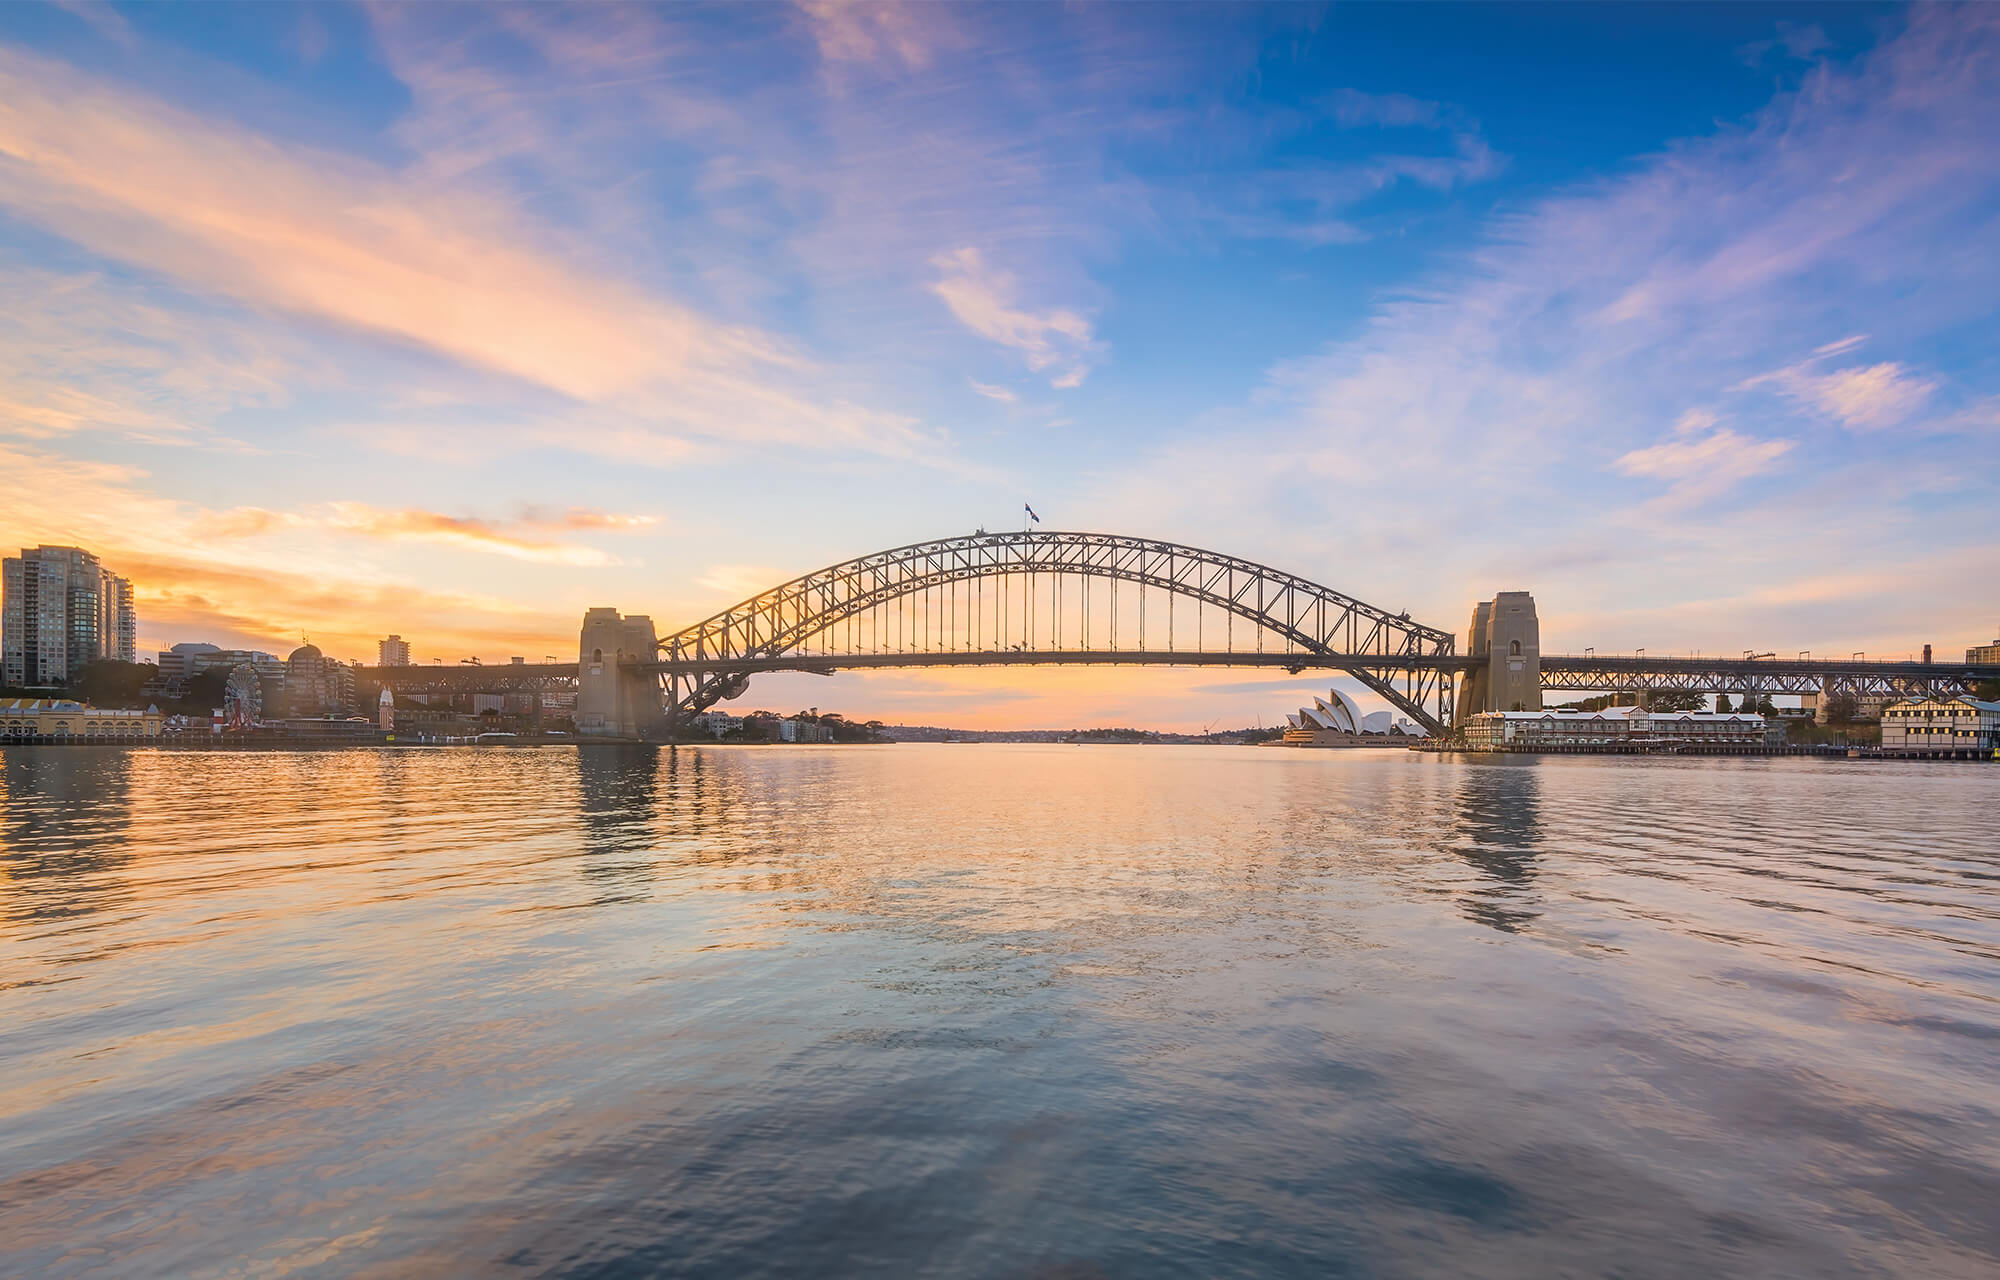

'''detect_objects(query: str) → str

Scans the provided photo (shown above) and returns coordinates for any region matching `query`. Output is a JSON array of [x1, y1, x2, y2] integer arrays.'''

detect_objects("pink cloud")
[[929, 247, 1099, 388]]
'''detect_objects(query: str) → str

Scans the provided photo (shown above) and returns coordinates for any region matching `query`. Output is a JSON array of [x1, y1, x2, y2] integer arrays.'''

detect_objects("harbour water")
[[2, 745, 1997, 1277]]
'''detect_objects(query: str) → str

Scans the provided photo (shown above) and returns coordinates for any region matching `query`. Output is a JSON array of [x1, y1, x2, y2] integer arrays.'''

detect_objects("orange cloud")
[[322, 504, 628, 566], [516, 507, 662, 532], [0, 46, 935, 461], [0, 443, 586, 660], [118, 553, 569, 665], [0, 47, 701, 400]]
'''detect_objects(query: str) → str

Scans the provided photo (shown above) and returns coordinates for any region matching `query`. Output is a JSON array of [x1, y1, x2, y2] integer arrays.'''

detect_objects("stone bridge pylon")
[[577, 608, 668, 739]]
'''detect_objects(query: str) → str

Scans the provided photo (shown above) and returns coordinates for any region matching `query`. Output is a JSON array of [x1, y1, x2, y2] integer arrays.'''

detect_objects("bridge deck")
[[358, 653, 2000, 684]]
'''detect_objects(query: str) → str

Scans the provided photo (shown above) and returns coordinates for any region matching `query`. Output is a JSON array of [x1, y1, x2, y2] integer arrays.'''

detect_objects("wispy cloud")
[[0, 264, 296, 448], [694, 564, 796, 602], [795, 0, 955, 72], [133, 498, 657, 563], [1739, 21, 1833, 67], [0, 43, 936, 463], [1326, 88, 1452, 130], [1089, 5, 2000, 658], [968, 379, 1017, 403], [1614, 422, 1795, 507], [0, 442, 572, 658], [323, 506, 624, 566], [518, 508, 661, 533], [930, 248, 1100, 388], [50, 0, 134, 50], [1736, 341, 1939, 431]]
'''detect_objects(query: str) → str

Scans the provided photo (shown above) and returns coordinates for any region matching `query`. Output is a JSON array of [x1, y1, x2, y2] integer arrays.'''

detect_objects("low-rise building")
[[778, 716, 833, 743], [1881, 696, 2000, 756], [0, 697, 163, 740], [1970, 632, 2000, 666], [268, 717, 381, 742], [153, 645, 283, 690], [691, 710, 742, 738], [1462, 706, 1768, 751]]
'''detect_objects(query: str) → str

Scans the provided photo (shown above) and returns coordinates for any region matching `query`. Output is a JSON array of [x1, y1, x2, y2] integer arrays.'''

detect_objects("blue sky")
[[1, 2, 1994, 728]]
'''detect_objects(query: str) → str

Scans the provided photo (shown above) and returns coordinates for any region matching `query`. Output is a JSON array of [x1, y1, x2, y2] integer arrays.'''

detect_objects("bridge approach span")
[[357, 650, 1998, 726]]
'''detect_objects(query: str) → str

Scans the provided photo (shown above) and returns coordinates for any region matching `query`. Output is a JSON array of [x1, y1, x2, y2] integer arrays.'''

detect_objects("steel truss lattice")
[[635, 530, 1460, 733], [1539, 656, 1996, 703]]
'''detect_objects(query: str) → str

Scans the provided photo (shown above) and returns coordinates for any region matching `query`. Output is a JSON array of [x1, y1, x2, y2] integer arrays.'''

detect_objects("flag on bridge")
[[1025, 504, 1041, 523]]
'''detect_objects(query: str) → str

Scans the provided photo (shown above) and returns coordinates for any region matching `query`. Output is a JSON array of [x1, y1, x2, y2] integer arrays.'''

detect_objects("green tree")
[[1823, 692, 1859, 725], [178, 668, 232, 714], [1976, 680, 2000, 703], [1645, 690, 1705, 712], [72, 660, 157, 707]]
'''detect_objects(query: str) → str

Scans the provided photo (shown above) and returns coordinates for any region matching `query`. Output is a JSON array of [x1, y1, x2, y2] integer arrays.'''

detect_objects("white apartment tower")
[[378, 635, 413, 666], [2, 545, 138, 686]]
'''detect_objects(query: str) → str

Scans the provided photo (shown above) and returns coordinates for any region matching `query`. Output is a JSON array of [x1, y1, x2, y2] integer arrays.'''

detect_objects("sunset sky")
[[2, 2, 1996, 729]]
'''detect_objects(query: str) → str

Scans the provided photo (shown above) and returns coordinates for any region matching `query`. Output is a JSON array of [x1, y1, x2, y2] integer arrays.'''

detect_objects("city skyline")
[[3, 3, 1997, 728]]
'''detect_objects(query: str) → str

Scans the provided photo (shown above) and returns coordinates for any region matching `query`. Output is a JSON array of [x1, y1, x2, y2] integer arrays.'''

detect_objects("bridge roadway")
[[359, 651, 2000, 697], [1539, 654, 2000, 698]]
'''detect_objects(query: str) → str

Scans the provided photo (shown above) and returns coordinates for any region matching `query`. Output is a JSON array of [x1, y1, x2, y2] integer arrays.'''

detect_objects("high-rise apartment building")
[[2, 545, 137, 686], [378, 635, 412, 666]]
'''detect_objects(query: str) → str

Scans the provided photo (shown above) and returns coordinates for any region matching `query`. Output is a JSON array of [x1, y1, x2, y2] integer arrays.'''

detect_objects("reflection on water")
[[577, 746, 660, 904], [1, 744, 1998, 1279], [1, 749, 132, 925], [1444, 758, 1543, 933]]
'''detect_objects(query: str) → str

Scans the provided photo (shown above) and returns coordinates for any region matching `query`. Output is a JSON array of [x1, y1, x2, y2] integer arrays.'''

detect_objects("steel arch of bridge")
[[634, 531, 1459, 734]]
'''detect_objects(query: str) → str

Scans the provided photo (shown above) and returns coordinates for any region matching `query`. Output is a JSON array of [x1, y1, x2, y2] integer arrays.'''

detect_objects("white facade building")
[[1463, 706, 1769, 751], [1282, 687, 1425, 745], [691, 710, 742, 738]]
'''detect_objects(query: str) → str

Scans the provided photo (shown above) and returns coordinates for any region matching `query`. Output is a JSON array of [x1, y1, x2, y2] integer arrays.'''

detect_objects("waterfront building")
[[2, 545, 137, 686], [691, 710, 742, 738], [155, 642, 220, 683], [1281, 687, 1425, 746], [1881, 696, 2000, 756], [283, 644, 355, 716], [378, 635, 412, 666], [540, 689, 579, 724], [1970, 632, 2000, 665], [780, 716, 832, 743], [0, 697, 162, 740], [269, 717, 380, 742], [1462, 706, 1768, 751], [378, 687, 396, 732]]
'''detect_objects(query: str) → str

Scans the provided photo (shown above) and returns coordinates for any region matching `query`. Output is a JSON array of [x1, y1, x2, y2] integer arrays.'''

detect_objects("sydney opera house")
[[1281, 688, 1426, 746]]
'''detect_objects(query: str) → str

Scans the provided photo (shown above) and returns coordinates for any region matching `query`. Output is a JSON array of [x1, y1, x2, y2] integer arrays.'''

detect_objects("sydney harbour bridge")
[[358, 530, 1999, 739]]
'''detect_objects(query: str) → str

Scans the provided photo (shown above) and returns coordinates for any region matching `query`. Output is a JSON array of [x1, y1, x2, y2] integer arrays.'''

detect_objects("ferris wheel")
[[223, 664, 262, 730]]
